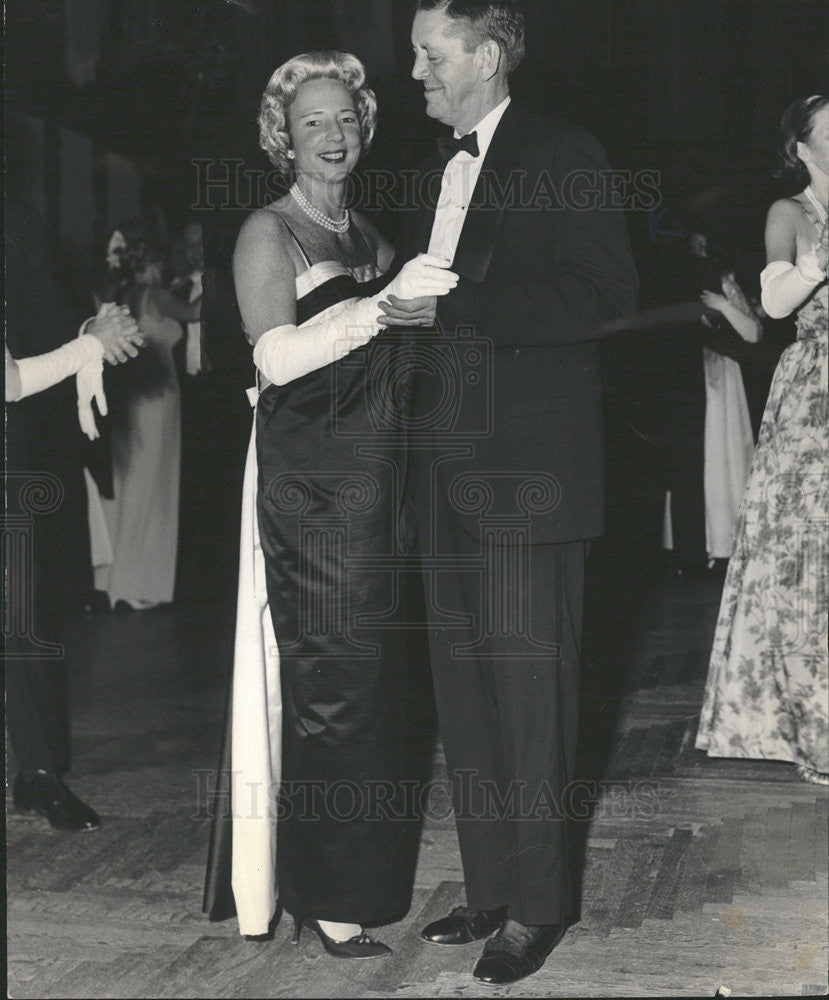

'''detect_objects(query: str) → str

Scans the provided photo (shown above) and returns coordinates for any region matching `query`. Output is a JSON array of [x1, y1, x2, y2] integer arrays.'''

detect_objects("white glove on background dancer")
[[253, 253, 457, 386], [14, 335, 104, 402], [76, 352, 107, 440], [761, 245, 826, 319]]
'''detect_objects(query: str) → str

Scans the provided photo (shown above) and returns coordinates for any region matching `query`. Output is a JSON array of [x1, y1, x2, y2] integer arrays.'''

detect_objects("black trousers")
[[5, 405, 74, 778], [414, 502, 586, 926], [5, 565, 70, 778], [3, 503, 71, 778]]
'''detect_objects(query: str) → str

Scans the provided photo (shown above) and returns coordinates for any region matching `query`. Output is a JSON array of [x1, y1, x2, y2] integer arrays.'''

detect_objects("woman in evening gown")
[[696, 95, 828, 784], [203, 51, 457, 955], [94, 226, 201, 610]]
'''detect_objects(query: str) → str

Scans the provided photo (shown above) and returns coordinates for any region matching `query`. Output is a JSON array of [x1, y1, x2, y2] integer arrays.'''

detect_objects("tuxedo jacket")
[[401, 101, 639, 545]]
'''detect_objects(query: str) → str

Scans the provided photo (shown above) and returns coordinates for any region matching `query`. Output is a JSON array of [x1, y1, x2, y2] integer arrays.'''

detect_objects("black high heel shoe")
[[291, 914, 392, 959]]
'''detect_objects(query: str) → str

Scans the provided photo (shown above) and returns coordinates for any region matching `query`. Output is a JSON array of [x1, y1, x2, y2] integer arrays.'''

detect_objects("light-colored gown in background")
[[696, 209, 828, 772], [702, 275, 757, 560], [95, 297, 182, 609]]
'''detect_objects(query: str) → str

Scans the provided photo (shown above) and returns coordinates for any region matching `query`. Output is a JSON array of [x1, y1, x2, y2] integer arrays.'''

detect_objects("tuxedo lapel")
[[452, 102, 525, 284]]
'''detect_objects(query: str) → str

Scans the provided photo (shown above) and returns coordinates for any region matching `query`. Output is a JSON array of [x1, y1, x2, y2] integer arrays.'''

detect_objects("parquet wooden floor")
[[6, 566, 828, 998]]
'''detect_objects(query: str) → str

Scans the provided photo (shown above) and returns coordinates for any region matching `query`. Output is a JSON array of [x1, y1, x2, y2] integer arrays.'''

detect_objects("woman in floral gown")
[[696, 95, 828, 783]]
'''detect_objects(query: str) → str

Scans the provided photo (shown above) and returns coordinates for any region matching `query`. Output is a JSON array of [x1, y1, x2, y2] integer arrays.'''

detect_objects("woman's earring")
[[287, 149, 295, 160]]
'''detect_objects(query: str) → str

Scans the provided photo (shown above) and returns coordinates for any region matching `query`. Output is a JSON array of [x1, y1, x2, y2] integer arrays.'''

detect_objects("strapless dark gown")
[[205, 253, 418, 929]]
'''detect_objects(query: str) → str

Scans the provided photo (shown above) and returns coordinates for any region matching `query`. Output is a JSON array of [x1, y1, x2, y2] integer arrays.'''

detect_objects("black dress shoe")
[[420, 905, 507, 946], [472, 918, 567, 986], [13, 772, 102, 831]]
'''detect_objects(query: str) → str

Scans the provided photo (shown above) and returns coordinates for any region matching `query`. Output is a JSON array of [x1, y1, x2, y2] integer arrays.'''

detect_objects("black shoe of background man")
[[472, 917, 568, 985], [420, 905, 507, 946], [13, 771, 102, 831]]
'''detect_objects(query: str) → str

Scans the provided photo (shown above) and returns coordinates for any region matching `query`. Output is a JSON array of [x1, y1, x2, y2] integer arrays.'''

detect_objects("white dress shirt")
[[428, 96, 511, 263]]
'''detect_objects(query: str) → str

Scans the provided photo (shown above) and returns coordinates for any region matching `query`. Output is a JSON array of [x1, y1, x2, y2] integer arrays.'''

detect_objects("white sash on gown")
[[229, 388, 282, 936]]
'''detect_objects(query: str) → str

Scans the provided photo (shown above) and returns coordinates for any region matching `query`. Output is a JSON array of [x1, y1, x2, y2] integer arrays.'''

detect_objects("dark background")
[[6, 0, 829, 251]]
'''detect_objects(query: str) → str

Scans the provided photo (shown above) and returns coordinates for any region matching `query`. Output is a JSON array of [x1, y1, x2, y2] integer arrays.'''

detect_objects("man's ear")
[[477, 39, 502, 81]]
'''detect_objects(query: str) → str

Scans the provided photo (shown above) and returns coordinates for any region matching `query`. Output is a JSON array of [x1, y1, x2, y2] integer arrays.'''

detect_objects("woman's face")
[[287, 77, 362, 184], [798, 106, 829, 183], [688, 232, 707, 257]]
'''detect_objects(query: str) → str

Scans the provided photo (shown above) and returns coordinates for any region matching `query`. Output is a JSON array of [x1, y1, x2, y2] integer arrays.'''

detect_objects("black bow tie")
[[437, 131, 479, 162]]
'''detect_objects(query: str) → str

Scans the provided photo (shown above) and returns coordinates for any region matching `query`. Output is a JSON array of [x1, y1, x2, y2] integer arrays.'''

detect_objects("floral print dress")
[[696, 211, 828, 772]]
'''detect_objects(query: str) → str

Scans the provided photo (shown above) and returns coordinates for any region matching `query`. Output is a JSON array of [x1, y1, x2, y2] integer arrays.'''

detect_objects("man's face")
[[411, 9, 484, 134]]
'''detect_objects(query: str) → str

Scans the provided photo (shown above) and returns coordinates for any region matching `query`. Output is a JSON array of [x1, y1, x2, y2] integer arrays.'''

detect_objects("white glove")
[[383, 253, 457, 301], [253, 255, 458, 387], [76, 358, 108, 440], [761, 254, 825, 319], [14, 335, 103, 400]]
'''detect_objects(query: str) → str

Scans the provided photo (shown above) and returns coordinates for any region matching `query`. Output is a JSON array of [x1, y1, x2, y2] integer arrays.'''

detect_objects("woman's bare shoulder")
[[766, 195, 809, 224], [236, 201, 294, 248], [234, 202, 303, 282]]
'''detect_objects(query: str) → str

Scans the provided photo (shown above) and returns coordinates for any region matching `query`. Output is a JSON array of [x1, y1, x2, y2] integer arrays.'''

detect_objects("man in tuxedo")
[[379, 0, 637, 985], [5, 194, 140, 831]]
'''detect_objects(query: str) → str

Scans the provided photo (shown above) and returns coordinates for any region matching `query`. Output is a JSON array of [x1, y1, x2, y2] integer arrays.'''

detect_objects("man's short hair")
[[415, 0, 525, 75]]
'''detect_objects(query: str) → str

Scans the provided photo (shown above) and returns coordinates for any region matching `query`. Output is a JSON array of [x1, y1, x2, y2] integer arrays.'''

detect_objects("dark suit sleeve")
[[477, 127, 638, 346], [5, 199, 80, 357]]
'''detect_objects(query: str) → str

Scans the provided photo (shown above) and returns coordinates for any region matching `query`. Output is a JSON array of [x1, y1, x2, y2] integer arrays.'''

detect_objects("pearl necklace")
[[290, 183, 350, 234], [805, 185, 828, 228]]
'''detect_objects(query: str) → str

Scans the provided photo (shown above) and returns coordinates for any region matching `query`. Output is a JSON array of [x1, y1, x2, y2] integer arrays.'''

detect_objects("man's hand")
[[700, 290, 728, 313], [87, 303, 144, 364], [378, 294, 437, 328]]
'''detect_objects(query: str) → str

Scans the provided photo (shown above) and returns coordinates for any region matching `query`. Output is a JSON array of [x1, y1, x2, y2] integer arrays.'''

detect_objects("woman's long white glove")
[[14, 334, 104, 401], [76, 356, 108, 440], [761, 252, 825, 319], [253, 253, 457, 386]]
